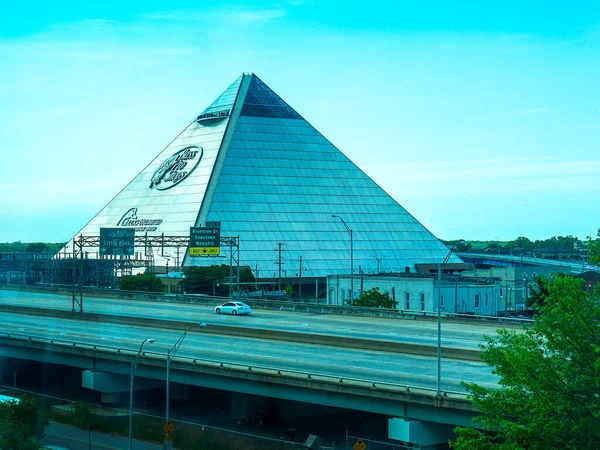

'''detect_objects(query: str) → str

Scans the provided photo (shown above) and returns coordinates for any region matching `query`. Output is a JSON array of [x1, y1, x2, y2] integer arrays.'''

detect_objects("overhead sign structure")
[[189, 225, 221, 256], [99, 228, 135, 256]]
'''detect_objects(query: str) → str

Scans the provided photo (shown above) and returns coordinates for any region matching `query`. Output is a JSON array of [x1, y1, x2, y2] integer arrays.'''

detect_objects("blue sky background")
[[1, 1, 599, 243]]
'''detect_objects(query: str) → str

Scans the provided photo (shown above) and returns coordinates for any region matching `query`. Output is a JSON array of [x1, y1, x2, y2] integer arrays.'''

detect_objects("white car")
[[215, 301, 252, 315]]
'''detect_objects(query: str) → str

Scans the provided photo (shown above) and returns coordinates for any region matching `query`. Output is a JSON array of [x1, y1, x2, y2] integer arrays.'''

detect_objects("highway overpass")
[[0, 288, 510, 447]]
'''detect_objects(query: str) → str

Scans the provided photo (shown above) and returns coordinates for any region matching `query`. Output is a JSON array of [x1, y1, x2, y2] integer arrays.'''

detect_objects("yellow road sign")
[[189, 247, 220, 256], [354, 439, 367, 450], [164, 421, 175, 433]]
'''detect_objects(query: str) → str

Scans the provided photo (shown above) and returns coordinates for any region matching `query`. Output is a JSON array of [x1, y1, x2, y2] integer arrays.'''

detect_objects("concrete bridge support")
[[81, 370, 162, 405], [388, 417, 456, 449], [231, 392, 272, 423]]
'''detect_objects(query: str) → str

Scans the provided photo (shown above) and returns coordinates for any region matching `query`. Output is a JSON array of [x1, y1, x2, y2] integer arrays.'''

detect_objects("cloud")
[[143, 7, 286, 25], [143, 9, 211, 22], [235, 9, 287, 23]]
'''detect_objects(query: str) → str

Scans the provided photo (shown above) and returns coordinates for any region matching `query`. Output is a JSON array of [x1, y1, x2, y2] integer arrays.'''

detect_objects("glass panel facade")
[[197, 76, 460, 277], [201, 75, 242, 115], [241, 76, 302, 120]]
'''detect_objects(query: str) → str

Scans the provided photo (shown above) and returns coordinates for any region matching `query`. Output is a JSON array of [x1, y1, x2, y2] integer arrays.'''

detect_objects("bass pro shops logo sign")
[[117, 208, 163, 232], [149, 146, 203, 190]]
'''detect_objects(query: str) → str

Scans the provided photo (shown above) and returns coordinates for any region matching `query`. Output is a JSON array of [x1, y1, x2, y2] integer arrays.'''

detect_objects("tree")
[[442, 240, 472, 252], [284, 284, 293, 298], [452, 275, 600, 449], [350, 287, 398, 309], [119, 273, 164, 292], [588, 229, 600, 266], [25, 242, 47, 253], [181, 265, 255, 296], [0, 396, 48, 450]]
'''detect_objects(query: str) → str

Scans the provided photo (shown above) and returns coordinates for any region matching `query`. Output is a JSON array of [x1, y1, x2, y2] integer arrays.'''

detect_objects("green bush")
[[120, 273, 164, 292], [349, 287, 398, 309]]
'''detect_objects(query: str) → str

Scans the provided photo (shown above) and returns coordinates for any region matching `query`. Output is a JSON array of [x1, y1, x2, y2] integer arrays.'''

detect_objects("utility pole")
[[360, 266, 364, 295], [332, 215, 353, 301], [299, 256, 303, 300], [274, 242, 285, 291], [372, 255, 384, 274]]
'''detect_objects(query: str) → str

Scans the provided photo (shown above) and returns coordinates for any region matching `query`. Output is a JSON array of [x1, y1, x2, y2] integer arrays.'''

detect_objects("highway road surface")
[[0, 289, 520, 351], [0, 309, 499, 394]]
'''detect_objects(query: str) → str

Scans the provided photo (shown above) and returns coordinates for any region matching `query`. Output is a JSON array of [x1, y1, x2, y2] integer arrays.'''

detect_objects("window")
[[341, 289, 346, 301], [475, 293, 480, 309], [420, 293, 425, 311], [485, 293, 489, 307], [440, 294, 445, 307], [405, 292, 410, 310]]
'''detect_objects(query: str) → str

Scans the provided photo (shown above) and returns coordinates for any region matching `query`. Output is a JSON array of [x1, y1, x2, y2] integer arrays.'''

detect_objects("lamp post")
[[165, 323, 206, 448], [129, 338, 155, 450], [332, 215, 353, 301], [437, 241, 466, 396]]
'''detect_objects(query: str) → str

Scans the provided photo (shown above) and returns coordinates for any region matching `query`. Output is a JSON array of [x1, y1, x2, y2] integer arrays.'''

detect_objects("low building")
[[459, 265, 573, 310], [327, 273, 502, 316]]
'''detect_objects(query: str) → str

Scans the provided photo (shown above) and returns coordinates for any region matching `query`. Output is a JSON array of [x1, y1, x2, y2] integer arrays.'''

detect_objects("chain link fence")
[[346, 433, 424, 450], [1, 385, 312, 450]]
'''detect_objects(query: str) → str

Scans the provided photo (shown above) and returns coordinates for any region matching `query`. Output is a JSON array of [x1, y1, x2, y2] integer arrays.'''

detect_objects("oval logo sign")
[[149, 146, 203, 190]]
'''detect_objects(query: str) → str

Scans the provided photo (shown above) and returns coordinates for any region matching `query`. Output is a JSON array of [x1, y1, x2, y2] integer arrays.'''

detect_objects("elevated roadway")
[[0, 288, 507, 427], [0, 289, 520, 352], [457, 251, 597, 272]]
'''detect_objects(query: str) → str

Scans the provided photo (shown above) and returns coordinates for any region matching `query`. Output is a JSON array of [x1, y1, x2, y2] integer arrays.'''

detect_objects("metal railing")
[[1, 284, 532, 325], [0, 329, 470, 399]]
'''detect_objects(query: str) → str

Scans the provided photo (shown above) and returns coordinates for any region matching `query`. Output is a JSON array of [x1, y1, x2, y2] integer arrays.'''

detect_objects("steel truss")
[[70, 234, 240, 313]]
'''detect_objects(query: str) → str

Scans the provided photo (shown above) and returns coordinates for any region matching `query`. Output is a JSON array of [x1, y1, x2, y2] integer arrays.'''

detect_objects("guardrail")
[[0, 329, 474, 401], [1, 284, 531, 325]]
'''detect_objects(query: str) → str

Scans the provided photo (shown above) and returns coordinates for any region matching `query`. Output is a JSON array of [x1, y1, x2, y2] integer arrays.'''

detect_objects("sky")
[[1, 1, 599, 243]]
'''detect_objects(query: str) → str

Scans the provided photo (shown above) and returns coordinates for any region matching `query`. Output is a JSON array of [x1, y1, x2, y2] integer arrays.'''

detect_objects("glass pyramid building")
[[61, 73, 460, 276]]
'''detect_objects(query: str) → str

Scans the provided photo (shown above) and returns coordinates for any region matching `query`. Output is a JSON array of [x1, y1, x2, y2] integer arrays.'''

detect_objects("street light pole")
[[165, 323, 206, 448], [437, 241, 466, 396], [129, 338, 155, 450], [332, 215, 353, 302]]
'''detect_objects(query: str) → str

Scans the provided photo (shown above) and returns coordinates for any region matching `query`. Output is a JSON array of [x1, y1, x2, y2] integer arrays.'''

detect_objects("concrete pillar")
[[82, 370, 161, 406], [231, 392, 271, 423], [100, 392, 120, 404], [388, 418, 456, 448], [170, 383, 189, 401], [231, 392, 250, 421]]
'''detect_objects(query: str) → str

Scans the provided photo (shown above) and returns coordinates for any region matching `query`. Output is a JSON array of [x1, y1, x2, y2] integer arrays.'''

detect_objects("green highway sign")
[[189, 226, 221, 257], [99, 228, 135, 256]]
